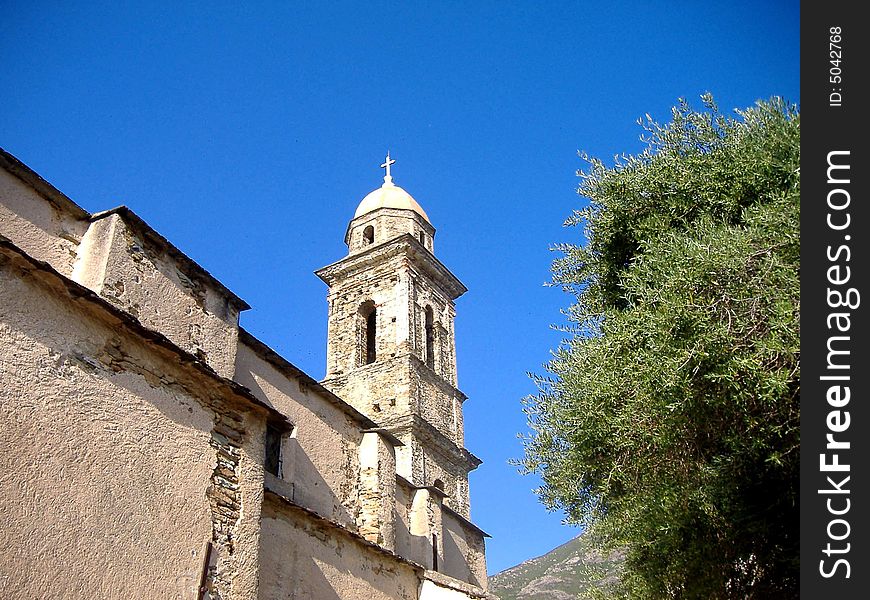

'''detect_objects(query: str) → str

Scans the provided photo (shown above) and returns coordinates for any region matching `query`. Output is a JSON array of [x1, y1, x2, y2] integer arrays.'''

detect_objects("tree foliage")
[[520, 96, 800, 599]]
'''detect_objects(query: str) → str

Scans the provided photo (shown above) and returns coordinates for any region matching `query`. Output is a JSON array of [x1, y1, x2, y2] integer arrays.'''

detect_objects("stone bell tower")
[[317, 154, 480, 517]]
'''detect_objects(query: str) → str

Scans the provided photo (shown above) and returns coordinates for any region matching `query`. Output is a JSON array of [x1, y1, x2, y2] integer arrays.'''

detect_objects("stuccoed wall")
[[0, 248, 265, 599], [72, 211, 244, 379], [0, 168, 88, 276], [234, 341, 365, 530], [259, 496, 421, 600], [441, 511, 487, 589], [395, 478, 416, 560]]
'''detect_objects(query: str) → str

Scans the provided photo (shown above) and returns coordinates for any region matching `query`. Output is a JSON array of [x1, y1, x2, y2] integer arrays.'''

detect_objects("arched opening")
[[359, 301, 377, 365], [363, 225, 374, 246], [424, 306, 435, 368], [419, 231, 426, 246], [433, 479, 445, 492]]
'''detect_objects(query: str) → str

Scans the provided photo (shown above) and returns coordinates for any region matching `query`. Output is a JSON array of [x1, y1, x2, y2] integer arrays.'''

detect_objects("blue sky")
[[1, 1, 799, 575]]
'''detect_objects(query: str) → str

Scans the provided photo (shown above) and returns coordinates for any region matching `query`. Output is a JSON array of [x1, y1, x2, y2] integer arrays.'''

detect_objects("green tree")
[[520, 96, 800, 599]]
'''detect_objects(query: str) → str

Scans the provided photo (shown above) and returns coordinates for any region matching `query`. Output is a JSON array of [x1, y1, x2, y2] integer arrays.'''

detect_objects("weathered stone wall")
[[0, 246, 264, 600], [323, 253, 463, 446], [320, 228, 476, 529], [347, 208, 434, 255], [324, 359, 413, 426], [259, 495, 422, 600], [207, 405, 267, 600], [410, 358, 464, 447], [324, 254, 408, 379], [0, 168, 88, 276], [422, 446, 470, 518], [358, 431, 397, 550], [407, 268, 457, 386]]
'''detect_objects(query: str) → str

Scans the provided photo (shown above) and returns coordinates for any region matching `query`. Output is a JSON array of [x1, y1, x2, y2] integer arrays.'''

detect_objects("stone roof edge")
[[395, 473, 416, 490], [422, 569, 495, 599], [395, 474, 448, 499], [0, 234, 286, 426], [442, 504, 492, 539], [238, 328, 402, 447], [383, 414, 483, 471], [90, 206, 250, 311], [406, 352, 469, 401], [0, 147, 91, 220], [409, 414, 482, 468], [264, 486, 492, 599], [263, 486, 426, 573], [315, 233, 467, 299]]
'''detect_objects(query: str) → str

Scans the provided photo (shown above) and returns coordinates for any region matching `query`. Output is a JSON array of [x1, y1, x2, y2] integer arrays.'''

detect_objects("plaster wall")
[[71, 212, 241, 378], [1, 244, 271, 599], [258, 497, 421, 600], [395, 479, 415, 559], [0, 255, 217, 599], [234, 343, 363, 529], [442, 512, 486, 589], [0, 169, 87, 276]]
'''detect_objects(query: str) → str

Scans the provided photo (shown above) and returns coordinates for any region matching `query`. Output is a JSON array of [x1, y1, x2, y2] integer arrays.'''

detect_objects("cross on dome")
[[380, 152, 396, 185]]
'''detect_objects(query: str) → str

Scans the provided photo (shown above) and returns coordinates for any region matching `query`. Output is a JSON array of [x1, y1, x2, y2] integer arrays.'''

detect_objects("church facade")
[[0, 148, 492, 599]]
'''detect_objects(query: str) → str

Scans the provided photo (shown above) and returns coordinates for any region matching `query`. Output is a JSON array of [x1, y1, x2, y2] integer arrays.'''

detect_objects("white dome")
[[354, 181, 430, 223]]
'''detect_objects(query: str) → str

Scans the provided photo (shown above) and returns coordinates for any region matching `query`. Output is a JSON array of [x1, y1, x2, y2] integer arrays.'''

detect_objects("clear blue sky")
[[1, 1, 799, 575]]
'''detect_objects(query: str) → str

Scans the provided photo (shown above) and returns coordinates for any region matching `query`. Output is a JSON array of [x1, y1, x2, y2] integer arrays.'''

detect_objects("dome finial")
[[380, 152, 396, 186]]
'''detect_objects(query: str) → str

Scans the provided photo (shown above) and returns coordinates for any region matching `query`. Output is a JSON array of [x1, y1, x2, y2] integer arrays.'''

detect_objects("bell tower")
[[317, 155, 480, 517]]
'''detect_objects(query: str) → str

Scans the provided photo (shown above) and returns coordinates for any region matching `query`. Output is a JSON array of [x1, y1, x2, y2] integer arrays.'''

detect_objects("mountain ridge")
[[488, 532, 623, 600]]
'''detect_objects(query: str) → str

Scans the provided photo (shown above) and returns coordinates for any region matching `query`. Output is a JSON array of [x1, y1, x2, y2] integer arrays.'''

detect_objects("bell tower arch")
[[316, 155, 480, 517]]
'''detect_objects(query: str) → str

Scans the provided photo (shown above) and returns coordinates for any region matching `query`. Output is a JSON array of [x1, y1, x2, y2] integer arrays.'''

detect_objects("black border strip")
[[801, 3, 868, 596]]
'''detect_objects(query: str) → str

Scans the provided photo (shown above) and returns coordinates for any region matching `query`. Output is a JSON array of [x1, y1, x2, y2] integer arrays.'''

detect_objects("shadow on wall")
[[443, 518, 476, 586], [394, 506, 436, 571], [301, 559, 345, 600], [259, 499, 419, 600], [0, 283, 224, 598], [237, 361, 357, 528]]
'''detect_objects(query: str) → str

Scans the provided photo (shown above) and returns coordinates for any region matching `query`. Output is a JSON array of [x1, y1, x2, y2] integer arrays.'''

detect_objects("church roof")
[[354, 180, 430, 223]]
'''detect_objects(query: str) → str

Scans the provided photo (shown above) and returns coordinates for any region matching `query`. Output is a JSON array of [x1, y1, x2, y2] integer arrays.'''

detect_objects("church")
[[0, 148, 493, 599]]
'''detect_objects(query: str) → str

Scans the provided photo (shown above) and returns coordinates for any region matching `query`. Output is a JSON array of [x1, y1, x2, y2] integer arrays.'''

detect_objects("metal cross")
[[380, 152, 396, 179]]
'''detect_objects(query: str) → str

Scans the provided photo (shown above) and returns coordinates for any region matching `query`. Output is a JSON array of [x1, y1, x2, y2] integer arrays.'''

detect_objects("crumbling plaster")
[[0, 169, 87, 276], [72, 210, 245, 379], [0, 250, 261, 599]]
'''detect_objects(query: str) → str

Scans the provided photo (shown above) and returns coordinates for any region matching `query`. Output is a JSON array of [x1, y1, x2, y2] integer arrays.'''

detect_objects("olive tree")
[[521, 96, 800, 599]]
